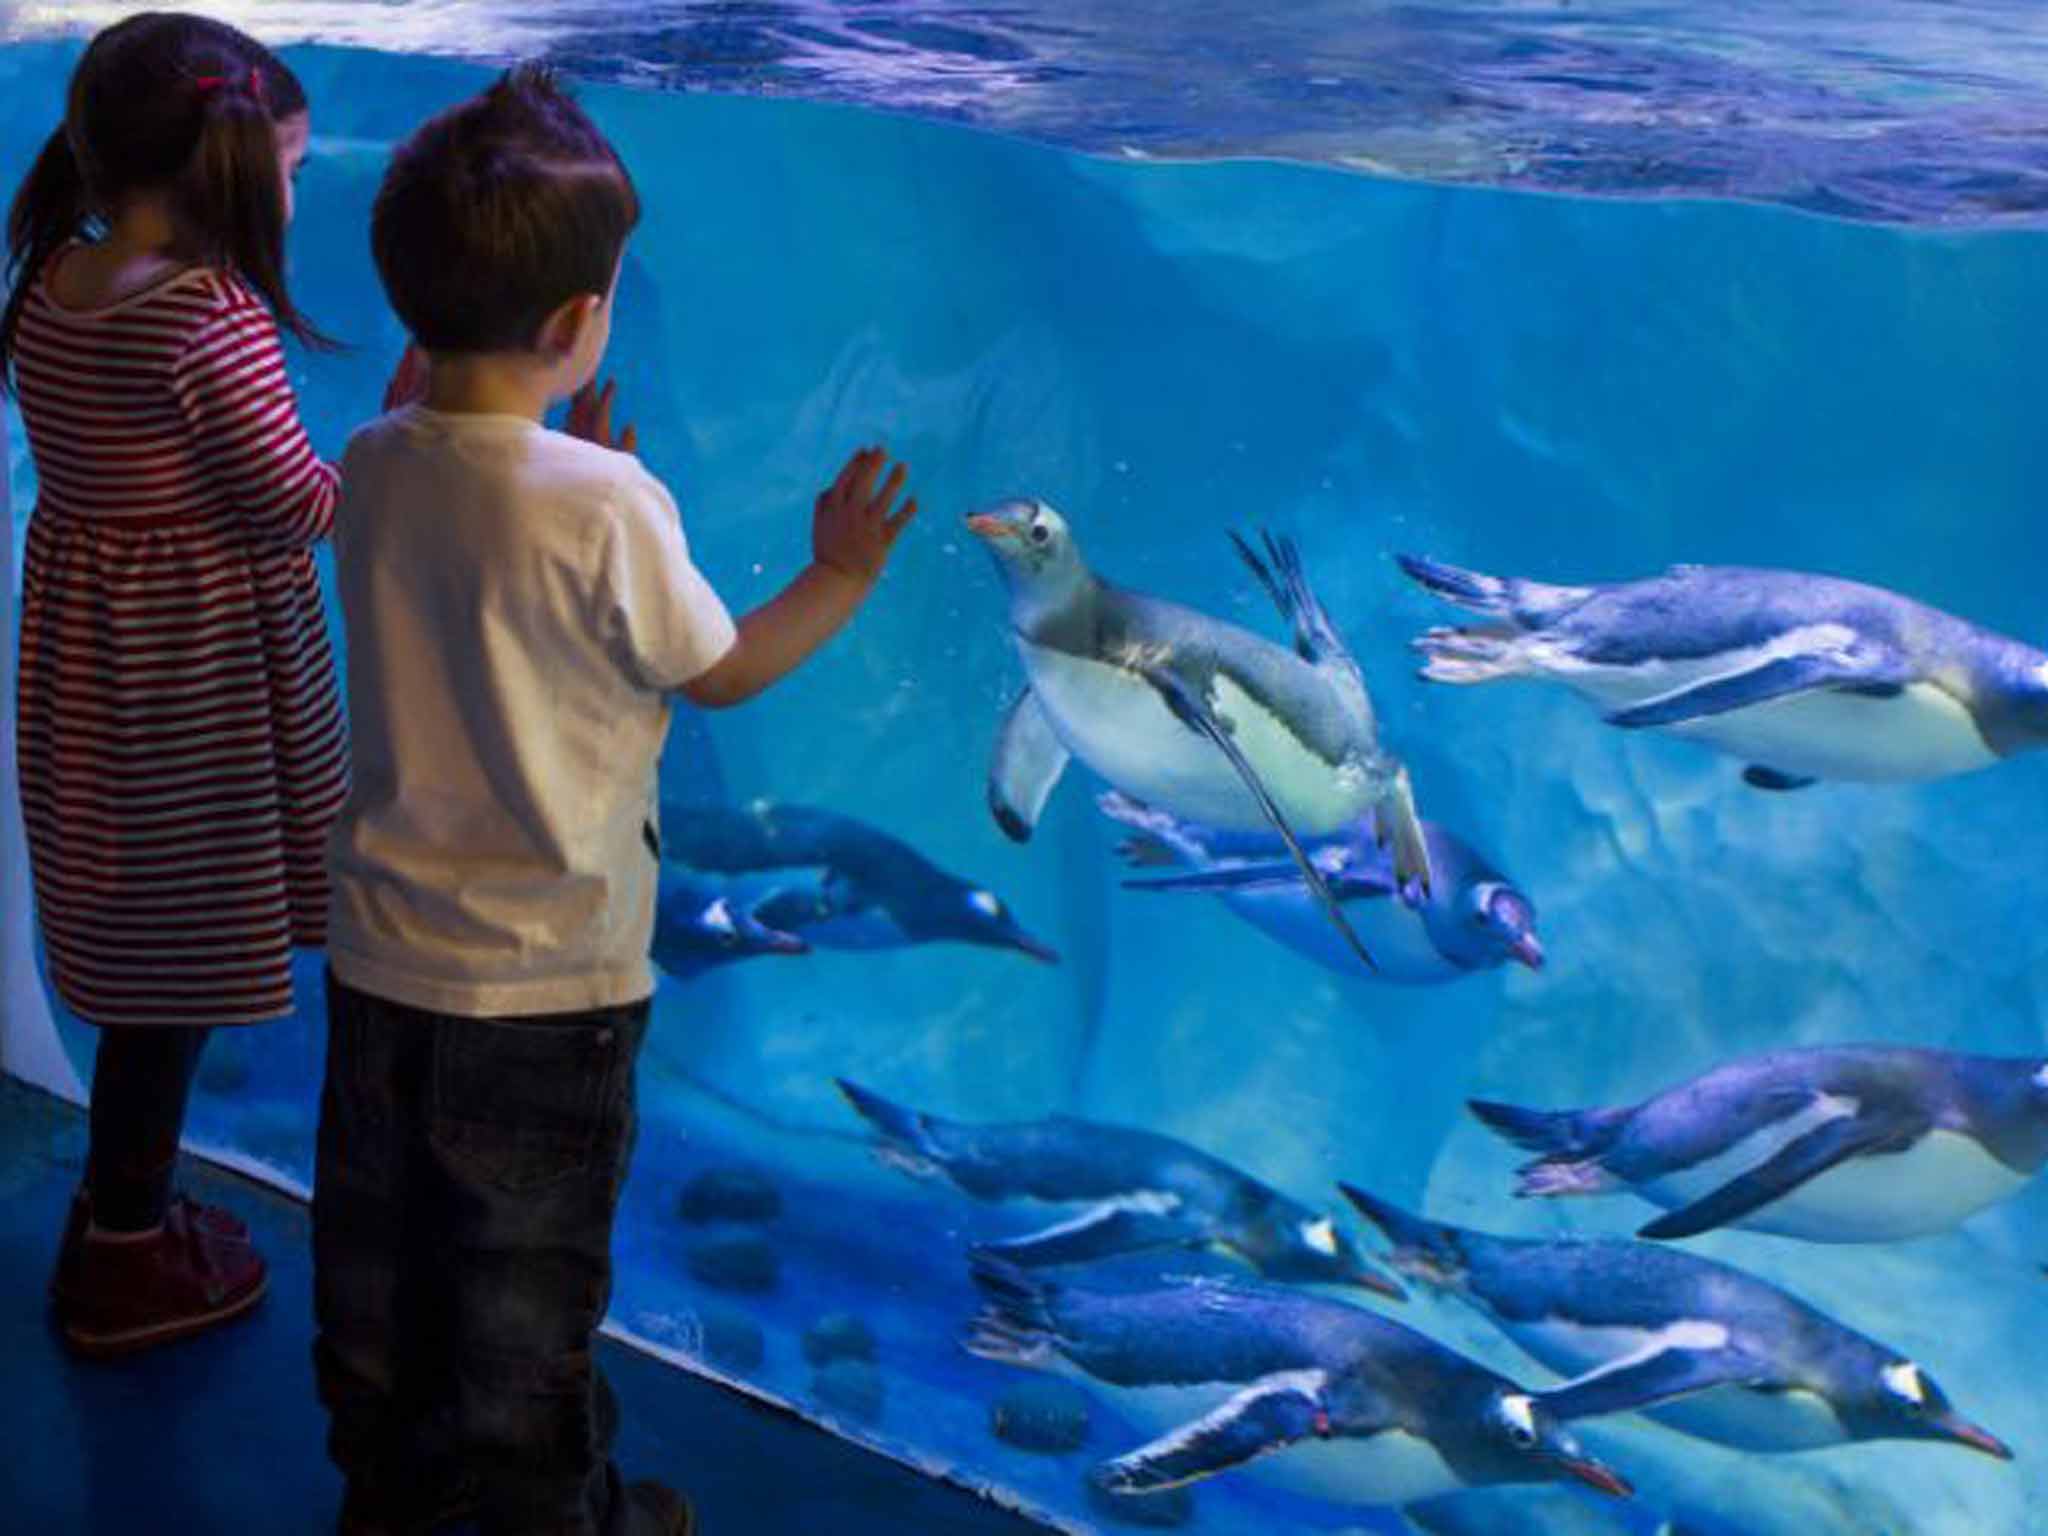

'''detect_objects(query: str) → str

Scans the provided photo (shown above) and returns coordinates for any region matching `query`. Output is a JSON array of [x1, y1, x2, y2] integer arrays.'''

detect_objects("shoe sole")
[[58, 1272, 270, 1359]]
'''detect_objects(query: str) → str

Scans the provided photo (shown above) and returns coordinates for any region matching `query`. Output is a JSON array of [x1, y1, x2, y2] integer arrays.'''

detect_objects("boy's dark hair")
[[1, 11, 326, 392], [372, 64, 639, 354]]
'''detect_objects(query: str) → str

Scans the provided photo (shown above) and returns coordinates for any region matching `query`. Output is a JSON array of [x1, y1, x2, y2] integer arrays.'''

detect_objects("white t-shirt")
[[326, 407, 736, 1017]]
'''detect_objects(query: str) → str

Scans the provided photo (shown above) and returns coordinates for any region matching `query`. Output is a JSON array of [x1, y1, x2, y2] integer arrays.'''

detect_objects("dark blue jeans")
[[312, 970, 652, 1536]]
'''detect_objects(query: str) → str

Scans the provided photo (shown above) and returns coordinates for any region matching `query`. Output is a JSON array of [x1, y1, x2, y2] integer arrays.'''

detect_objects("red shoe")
[[167, 1192, 252, 1244], [49, 1189, 252, 1299], [53, 1213, 268, 1358]]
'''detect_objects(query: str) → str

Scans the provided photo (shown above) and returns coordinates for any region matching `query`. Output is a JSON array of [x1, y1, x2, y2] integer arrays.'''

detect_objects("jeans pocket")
[[429, 1013, 627, 1194]]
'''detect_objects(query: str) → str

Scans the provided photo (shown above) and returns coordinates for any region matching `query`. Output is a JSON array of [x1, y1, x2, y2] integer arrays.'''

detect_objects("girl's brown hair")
[[1, 11, 328, 392]]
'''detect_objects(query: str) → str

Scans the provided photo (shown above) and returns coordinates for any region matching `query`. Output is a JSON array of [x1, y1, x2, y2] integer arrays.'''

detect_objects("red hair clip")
[[192, 67, 266, 103]]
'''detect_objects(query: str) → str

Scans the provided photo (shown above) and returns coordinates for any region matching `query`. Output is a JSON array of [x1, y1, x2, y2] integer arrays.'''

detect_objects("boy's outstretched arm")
[[683, 446, 917, 710]]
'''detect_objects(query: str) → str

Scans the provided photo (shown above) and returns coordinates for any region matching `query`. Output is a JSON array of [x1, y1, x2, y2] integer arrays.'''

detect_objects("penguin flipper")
[[1743, 765, 1818, 792], [1638, 1108, 1927, 1241], [1137, 664, 1380, 972], [990, 688, 1071, 843], [1093, 1370, 1329, 1493], [1603, 649, 1908, 730], [750, 876, 843, 931], [977, 1198, 1198, 1268], [1540, 1343, 1767, 1422]]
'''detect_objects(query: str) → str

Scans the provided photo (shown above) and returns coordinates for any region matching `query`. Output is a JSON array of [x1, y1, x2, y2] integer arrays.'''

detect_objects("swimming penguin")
[[650, 867, 808, 981], [965, 1254, 1632, 1505], [1468, 1044, 2048, 1242], [1340, 1185, 2013, 1460], [1097, 791, 1543, 984], [1397, 556, 2048, 789], [658, 800, 1056, 963], [971, 505, 1431, 970], [836, 1079, 1403, 1297]]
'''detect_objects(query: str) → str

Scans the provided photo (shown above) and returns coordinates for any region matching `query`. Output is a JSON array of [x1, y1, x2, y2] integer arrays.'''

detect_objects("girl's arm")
[[171, 292, 336, 549]]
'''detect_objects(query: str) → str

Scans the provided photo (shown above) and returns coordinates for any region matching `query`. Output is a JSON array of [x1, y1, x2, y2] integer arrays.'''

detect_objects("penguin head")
[[649, 880, 809, 979], [1846, 1359, 2012, 1459], [696, 894, 809, 958], [1474, 1390, 1632, 1497], [967, 499, 1088, 605], [1233, 1204, 1405, 1299], [941, 885, 1060, 964], [1447, 880, 1545, 971]]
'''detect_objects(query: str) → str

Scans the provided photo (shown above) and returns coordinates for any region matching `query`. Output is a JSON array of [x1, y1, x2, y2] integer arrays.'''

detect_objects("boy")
[[313, 65, 916, 1535]]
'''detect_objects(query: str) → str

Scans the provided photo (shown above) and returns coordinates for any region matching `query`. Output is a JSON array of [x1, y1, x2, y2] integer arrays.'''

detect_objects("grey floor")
[[0, 1073, 1049, 1535]]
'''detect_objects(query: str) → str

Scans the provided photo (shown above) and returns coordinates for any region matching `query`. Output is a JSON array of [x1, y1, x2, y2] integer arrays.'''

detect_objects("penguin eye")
[[1028, 522, 1051, 546], [1498, 1394, 1539, 1448]]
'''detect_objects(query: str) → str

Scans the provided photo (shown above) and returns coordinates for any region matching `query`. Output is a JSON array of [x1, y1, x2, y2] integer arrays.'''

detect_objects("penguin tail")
[[1335, 1184, 1469, 1291], [1469, 1099, 1630, 1158], [1396, 555, 1592, 627], [835, 1078, 945, 1168], [1396, 554, 1515, 615], [963, 1249, 1061, 1369]]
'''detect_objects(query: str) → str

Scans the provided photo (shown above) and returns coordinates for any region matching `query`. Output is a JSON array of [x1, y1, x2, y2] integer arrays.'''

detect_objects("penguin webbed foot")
[[1375, 765, 1435, 900], [1409, 625, 1524, 684], [1113, 832, 1182, 869]]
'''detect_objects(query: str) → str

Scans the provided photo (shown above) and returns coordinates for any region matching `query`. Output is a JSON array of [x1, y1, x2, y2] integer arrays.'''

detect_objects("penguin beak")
[[1559, 1456, 1632, 1498], [1934, 1413, 2013, 1460], [966, 512, 1019, 541], [1351, 1264, 1408, 1302], [1003, 929, 1060, 964], [1509, 933, 1545, 970]]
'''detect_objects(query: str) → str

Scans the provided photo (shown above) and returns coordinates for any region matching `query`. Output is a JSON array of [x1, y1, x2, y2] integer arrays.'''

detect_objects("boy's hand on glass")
[[814, 445, 917, 585], [382, 343, 429, 413], [567, 379, 639, 455]]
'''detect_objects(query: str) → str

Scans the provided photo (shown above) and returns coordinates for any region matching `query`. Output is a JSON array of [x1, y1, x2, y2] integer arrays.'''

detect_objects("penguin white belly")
[[1248, 1429, 1464, 1506], [1553, 649, 1995, 781], [1642, 1125, 2030, 1242], [1666, 687, 1994, 782], [1111, 1384, 1465, 1506], [1224, 889, 1454, 984], [1021, 644, 1363, 832], [1499, 1317, 1846, 1452]]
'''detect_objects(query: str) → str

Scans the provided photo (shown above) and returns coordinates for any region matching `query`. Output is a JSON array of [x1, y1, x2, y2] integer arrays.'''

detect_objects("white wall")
[[1, 404, 81, 1100]]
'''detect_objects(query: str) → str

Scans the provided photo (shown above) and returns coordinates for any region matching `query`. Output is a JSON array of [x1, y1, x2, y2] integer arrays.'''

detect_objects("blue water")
[[12, 2, 2048, 224], [5, 13, 2048, 1536]]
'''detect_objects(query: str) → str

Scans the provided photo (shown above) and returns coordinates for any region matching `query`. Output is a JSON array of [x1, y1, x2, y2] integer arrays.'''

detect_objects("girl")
[[3, 14, 345, 1355]]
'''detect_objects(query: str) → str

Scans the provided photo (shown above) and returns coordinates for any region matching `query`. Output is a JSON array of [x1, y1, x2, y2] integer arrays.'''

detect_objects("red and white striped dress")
[[13, 260, 347, 1027]]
